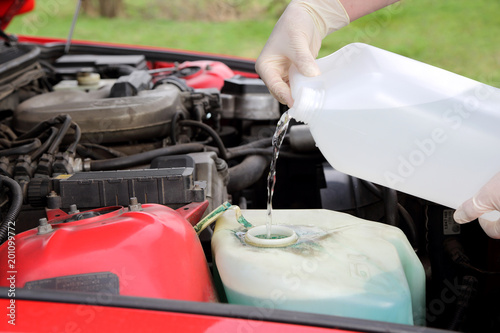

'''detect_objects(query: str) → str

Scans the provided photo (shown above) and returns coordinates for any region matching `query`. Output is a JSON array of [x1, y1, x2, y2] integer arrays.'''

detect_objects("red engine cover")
[[0, 201, 217, 302], [152, 60, 235, 90], [178, 60, 234, 90]]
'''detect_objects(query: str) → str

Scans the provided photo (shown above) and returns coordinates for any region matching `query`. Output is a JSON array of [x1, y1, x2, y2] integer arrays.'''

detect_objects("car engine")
[[0, 39, 499, 333]]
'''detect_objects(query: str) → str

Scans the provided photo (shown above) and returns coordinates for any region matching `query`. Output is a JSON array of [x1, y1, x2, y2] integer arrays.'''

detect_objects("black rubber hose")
[[383, 188, 399, 226], [0, 137, 40, 149], [0, 139, 41, 156], [0, 139, 10, 149], [397, 203, 419, 250], [360, 179, 382, 197], [363, 182, 399, 226], [349, 176, 361, 218], [227, 146, 323, 160], [178, 120, 229, 160], [0, 176, 23, 244], [227, 137, 272, 153], [78, 143, 127, 159], [76, 145, 108, 160], [48, 115, 72, 154], [0, 124, 17, 141], [361, 180, 419, 248], [66, 122, 82, 154], [30, 127, 59, 161], [16, 114, 68, 141], [89, 143, 205, 171], [227, 155, 270, 193]]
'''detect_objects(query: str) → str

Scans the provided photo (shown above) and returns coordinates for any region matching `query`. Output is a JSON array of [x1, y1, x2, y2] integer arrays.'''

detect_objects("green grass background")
[[7, 0, 500, 86]]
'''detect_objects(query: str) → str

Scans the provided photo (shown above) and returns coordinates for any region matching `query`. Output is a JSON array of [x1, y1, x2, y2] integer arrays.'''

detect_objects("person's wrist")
[[292, 0, 350, 38]]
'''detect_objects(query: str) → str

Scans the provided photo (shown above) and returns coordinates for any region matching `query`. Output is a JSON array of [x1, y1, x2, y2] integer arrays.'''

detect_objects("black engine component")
[[220, 75, 280, 120], [0, 43, 46, 111], [28, 166, 205, 209], [109, 70, 152, 97], [53, 54, 148, 79]]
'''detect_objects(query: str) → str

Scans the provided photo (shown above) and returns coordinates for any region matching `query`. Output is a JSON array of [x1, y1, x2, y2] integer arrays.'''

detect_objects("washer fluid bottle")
[[212, 209, 426, 325], [289, 43, 500, 210]]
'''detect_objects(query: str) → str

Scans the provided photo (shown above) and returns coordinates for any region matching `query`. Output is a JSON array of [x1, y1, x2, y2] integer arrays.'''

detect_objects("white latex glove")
[[454, 172, 500, 239], [255, 0, 350, 107]]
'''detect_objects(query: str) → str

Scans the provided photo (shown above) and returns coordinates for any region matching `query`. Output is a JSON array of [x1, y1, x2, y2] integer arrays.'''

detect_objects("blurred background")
[[6, 0, 500, 86]]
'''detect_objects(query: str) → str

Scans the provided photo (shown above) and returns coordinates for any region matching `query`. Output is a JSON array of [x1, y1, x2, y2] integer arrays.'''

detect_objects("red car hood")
[[0, 0, 35, 30]]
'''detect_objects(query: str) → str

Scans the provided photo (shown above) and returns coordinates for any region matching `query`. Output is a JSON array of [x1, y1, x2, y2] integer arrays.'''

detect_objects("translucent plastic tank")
[[212, 209, 426, 325], [288, 43, 500, 210]]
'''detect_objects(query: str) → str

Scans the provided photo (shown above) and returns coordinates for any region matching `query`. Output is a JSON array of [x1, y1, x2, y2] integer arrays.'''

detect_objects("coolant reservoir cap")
[[77, 70, 101, 86], [245, 225, 298, 248]]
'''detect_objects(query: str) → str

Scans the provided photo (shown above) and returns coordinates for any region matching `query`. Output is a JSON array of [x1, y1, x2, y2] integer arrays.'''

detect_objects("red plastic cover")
[[0, 202, 216, 302]]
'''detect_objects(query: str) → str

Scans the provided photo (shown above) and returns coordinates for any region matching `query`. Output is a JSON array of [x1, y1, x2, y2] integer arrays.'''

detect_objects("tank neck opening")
[[244, 225, 298, 247]]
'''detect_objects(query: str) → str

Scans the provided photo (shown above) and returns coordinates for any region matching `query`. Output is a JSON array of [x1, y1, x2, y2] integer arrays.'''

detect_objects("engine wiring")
[[178, 119, 229, 161], [13, 114, 81, 156]]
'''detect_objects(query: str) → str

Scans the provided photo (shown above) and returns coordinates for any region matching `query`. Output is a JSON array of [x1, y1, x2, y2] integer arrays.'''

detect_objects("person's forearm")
[[340, 0, 399, 21]]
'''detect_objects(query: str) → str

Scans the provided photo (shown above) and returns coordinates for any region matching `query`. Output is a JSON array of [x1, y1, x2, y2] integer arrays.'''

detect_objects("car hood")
[[0, 0, 34, 30]]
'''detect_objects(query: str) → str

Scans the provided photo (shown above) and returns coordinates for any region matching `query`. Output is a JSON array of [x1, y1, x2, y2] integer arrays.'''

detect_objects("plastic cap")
[[77, 72, 101, 86]]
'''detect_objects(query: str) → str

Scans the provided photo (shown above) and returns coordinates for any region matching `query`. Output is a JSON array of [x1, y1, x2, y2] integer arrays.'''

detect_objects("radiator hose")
[[227, 155, 270, 193]]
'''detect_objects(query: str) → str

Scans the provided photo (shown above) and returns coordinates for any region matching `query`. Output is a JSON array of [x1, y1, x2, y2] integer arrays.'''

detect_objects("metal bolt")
[[128, 197, 142, 211], [37, 218, 53, 235], [68, 204, 80, 215]]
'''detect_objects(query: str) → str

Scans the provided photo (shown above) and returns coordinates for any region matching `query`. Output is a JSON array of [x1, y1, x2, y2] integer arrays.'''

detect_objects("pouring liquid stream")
[[266, 111, 291, 238]]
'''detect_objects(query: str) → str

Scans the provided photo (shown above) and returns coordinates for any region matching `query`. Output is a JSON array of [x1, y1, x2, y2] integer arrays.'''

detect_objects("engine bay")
[[1, 39, 500, 332]]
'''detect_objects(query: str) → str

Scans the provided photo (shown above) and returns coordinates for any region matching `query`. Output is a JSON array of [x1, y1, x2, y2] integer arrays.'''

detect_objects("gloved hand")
[[255, 0, 350, 107], [454, 172, 500, 239]]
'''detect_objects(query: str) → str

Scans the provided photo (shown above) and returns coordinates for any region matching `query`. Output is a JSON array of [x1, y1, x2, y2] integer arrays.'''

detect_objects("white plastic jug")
[[212, 209, 426, 325], [289, 43, 500, 209]]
